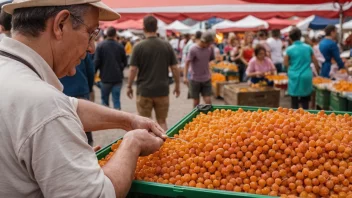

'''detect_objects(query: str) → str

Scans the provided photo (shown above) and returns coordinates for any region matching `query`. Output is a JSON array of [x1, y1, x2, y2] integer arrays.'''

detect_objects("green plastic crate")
[[96, 105, 350, 198], [330, 92, 348, 111], [347, 95, 352, 111], [315, 88, 330, 110]]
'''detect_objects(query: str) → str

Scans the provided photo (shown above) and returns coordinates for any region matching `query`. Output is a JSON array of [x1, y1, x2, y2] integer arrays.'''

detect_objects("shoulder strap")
[[0, 50, 41, 78]]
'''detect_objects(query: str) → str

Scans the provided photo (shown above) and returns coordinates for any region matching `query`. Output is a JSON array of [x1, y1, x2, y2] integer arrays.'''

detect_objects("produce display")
[[211, 73, 226, 87], [250, 81, 268, 88], [265, 75, 288, 81], [333, 80, 352, 92], [313, 77, 332, 85], [211, 61, 239, 72], [99, 108, 352, 198]]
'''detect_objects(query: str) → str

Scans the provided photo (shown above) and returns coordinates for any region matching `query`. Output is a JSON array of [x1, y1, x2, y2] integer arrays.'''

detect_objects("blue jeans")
[[101, 82, 122, 109]]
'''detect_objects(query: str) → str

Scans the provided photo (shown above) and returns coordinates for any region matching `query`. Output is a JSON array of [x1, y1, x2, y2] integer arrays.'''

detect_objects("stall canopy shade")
[[308, 16, 343, 30], [102, 0, 352, 23], [342, 19, 352, 29], [266, 18, 300, 29]]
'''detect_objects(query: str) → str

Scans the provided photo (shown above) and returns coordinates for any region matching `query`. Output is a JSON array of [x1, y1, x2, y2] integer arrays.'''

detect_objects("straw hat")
[[2, 0, 120, 21]]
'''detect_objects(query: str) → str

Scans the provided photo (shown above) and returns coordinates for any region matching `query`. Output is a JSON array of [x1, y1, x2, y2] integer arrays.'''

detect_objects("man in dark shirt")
[[127, 15, 180, 130], [94, 27, 127, 109]]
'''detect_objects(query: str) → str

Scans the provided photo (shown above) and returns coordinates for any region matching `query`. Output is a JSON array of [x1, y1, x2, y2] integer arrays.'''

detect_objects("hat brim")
[[2, 0, 120, 21]]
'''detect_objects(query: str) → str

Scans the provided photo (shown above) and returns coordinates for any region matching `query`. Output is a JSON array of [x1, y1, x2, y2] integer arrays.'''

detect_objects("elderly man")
[[0, 0, 165, 198]]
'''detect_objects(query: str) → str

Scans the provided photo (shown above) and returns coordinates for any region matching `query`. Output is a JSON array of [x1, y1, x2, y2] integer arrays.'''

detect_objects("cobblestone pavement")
[[92, 73, 291, 148]]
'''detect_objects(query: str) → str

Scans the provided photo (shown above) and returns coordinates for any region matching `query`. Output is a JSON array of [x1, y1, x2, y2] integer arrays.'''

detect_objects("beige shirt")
[[0, 38, 115, 198]]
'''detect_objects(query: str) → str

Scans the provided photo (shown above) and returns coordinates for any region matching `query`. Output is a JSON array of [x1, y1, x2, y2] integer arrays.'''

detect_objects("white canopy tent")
[[118, 30, 134, 38], [188, 21, 207, 34], [341, 20, 352, 30], [212, 15, 268, 31], [211, 20, 237, 30], [281, 15, 315, 34], [165, 20, 191, 33]]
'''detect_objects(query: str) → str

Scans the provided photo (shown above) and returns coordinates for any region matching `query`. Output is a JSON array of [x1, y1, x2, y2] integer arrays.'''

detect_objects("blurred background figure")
[[267, 29, 284, 73], [319, 25, 345, 78], [246, 45, 276, 86], [60, 53, 95, 146], [0, 8, 12, 41], [95, 27, 127, 110], [284, 28, 319, 109]]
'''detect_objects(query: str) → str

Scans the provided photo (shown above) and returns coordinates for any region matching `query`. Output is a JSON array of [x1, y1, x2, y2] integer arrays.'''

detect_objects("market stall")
[[165, 20, 191, 33]]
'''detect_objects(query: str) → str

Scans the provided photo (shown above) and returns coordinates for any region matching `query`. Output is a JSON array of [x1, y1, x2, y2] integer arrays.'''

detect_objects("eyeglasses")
[[70, 14, 100, 43]]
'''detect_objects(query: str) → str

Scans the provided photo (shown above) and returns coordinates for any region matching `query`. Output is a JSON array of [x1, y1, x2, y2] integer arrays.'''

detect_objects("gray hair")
[[12, 4, 90, 37]]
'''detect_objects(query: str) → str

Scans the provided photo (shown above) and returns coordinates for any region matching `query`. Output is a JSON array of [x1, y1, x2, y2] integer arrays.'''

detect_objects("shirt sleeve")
[[246, 58, 256, 74], [187, 47, 195, 62], [18, 115, 115, 198], [331, 43, 344, 69], [129, 44, 140, 67]]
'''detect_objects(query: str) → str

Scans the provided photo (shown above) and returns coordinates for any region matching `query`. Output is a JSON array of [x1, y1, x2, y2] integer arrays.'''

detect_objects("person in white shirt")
[[169, 32, 180, 52], [0, 0, 165, 198], [267, 29, 284, 73]]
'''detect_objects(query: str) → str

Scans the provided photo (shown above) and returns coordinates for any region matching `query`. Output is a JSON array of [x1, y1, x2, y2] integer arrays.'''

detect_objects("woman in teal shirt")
[[284, 28, 319, 109]]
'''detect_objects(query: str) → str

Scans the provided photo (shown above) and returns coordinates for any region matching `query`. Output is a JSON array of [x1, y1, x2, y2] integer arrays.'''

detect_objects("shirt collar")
[[0, 37, 63, 91], [293, 40, 303, 45]]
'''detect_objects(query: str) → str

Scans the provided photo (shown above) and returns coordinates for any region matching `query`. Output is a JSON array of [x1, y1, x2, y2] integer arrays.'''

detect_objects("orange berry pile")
[[333, 80, 352, 92], [99, 108, 352, 198], [211, 73, 226, 86], [211, 61, 239, 72], [265, 75, 288, 81], [312, 77, 332, 85]]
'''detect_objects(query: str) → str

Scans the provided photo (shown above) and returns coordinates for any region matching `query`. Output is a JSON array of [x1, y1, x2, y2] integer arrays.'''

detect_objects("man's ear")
[[52, 10, 71, 40]]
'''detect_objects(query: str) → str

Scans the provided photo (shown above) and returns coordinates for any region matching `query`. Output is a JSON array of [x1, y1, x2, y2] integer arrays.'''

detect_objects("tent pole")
[[339, 3, 344, 45]]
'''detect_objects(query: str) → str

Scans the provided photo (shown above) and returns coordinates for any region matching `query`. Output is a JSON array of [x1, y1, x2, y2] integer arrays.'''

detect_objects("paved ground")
[[92, 70, 292, 148]]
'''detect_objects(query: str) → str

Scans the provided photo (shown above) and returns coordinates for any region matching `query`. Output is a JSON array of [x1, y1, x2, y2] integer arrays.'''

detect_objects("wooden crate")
[[212, 80, 240, 98], [224, 85, 280, 108]]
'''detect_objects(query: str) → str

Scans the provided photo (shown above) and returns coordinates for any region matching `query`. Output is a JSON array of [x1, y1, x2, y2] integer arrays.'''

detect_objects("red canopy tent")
[[101, 0, 351, 23], [265, 18, 300, 29], [241, 0, 351, 3]]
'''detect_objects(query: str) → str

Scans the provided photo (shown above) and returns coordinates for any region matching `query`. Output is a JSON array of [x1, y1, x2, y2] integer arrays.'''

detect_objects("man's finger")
[[151, 123, 166, 139]]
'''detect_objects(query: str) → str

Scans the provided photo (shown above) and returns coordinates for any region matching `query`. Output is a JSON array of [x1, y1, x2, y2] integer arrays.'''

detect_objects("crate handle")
[[197, 104, 212, 112]]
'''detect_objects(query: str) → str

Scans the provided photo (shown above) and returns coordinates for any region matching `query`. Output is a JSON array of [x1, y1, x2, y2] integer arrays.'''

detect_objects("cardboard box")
[[224, 85, 280, 108]]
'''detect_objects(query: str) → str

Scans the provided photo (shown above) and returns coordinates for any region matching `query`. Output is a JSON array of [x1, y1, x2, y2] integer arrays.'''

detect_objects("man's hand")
[[130, 115, 167, 139], [173, 86, 180, 98], [127, 87, 133, 99], [123, 129, 164, 156], [183, 77, 189, 86]]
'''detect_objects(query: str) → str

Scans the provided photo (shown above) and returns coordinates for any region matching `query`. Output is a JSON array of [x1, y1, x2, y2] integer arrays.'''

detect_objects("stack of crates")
[[315, 88, 330, 110], [330, 92, 348, 111]]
